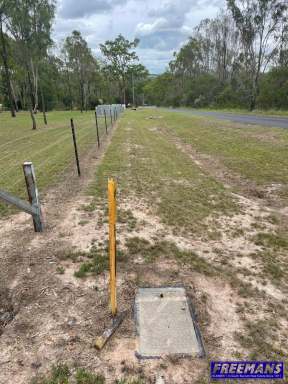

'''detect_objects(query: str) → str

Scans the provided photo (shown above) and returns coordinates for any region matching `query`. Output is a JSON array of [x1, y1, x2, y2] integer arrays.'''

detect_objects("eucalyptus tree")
[[227, 0, 288, 110], [196, 14, 240, 82], [170, 38, 203, 79], [63, 31, 99, 112], [127, 63, 149, 105], [278, 16, 288, 66], [0, 0, 16, 116], [5, 0, 55, 128], [100, 34, 139, 104]]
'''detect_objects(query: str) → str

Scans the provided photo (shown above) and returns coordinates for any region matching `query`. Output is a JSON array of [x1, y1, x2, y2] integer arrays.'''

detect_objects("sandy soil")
[[0, 120, 287, 384]]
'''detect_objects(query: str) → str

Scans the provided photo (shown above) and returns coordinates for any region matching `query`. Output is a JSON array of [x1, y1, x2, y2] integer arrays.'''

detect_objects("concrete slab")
[[135, 287, 204, 358]]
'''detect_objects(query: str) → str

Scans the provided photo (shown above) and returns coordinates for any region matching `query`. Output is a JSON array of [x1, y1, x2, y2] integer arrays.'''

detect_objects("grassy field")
[[1, 108, 288, 382], [198, 107, 288, 117], [161, 109, 288, 186], [89, 109, 238, 236], [0, 110, 108, 216], [85, 108, 288, 378], [90, 108, 288, 228]]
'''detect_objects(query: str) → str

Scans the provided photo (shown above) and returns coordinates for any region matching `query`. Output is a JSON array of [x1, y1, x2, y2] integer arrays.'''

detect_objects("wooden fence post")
[[108, 178, 117, 317], [95, 111, 100, 148], [23, 162, 44, 232], [70, 118, 81, 177], [104, 110, 108, 134]]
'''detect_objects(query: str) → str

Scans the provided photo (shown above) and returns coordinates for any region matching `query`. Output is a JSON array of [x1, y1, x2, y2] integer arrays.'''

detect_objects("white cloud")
[[59, 0, 128, 19], [135, 18, 169, 36], [53, 0, 225, 73], [181, 25, 194, 35]]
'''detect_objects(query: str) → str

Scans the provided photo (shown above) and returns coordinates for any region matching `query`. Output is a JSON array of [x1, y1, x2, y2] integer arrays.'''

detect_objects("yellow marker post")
[[108, 178, 117, 317]]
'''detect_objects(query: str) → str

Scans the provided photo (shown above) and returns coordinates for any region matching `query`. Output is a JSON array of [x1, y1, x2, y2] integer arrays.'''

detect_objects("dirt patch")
[[119, 195, 281, 296], [0, 116, 287, 383], [0, 288, 15, 335], [57, 198, 104, 252], [0, 123, 120, 384], [194, 276, 245, 358]]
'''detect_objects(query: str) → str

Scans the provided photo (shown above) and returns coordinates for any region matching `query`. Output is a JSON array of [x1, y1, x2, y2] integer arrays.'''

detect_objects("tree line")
[[144, 0, 288, 110], [1, 0, 287, 122], [0, 0, 148, 128]]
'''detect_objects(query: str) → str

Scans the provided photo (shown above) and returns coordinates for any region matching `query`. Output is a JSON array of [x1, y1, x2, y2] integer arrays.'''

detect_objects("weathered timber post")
[[95, 111, 100, 148], [104, 110, 108, 134], [108, 178, 117, 317], [23, 162, 44, 232], [70, 119, 81, 177]]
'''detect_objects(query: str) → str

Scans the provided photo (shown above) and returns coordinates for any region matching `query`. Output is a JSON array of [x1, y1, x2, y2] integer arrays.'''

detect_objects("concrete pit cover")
[[135, 287, 204, 358]]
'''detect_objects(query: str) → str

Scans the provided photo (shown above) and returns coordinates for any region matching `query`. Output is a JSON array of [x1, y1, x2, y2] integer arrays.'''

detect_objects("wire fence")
[[96, 104, 125, 117], [0, 105, 123, 216]]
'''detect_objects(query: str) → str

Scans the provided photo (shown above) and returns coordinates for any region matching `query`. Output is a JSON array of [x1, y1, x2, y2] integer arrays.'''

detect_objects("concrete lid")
[[135, 287, 204, 358]]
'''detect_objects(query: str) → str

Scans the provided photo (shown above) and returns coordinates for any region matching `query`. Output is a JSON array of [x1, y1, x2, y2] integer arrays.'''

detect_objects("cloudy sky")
[[53, 0, 225, 74]]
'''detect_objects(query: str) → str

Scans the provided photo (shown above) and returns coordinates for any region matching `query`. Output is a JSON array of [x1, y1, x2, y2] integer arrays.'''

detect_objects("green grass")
[[75, 369, 105, 384], [125, 237, 215, 275], [31, 364, 70, 384], [19, 109, 287, 380], [31, 365, 145, 384], [253, 232, 288, 250], [0, 110, 108, 216], [71, 246, 109, 278], [198, 107, 288, 117], [31, 365, 105, 384], [235, 318, 288, 367], [118, 209, 137, 232], [159, 109, 288, 186], [56, 266, 65, 275], [87, 109, 288, 282], [89, 109, 237, 235], [115, 380, 145, 384]]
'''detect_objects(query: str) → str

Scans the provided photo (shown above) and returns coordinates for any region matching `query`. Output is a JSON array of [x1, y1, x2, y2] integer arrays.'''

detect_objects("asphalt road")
[[167, 109, 288, 129]]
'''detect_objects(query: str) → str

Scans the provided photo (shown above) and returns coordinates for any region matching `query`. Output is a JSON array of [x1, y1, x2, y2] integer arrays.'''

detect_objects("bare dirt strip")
[[0, 113, 287, 384], [0, 125, 122, 383]]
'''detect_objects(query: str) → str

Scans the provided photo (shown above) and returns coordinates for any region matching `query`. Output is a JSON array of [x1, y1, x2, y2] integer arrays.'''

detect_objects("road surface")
[[166, 109, 288, 129]]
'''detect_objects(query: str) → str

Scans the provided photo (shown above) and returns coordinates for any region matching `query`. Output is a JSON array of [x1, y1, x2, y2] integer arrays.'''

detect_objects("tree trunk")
[[84, 84, 87, 112], [249, 95, 256, 111], [122, 86, 126, 105], [80, 81, 84, 112], [0, 17, 16, 117], [30, 58, 38, 113], [30, 108, 37, 130], [20, 84, 26, 110], [39, 80, 47, 125], [26, 58, 37, 129], [26, 67, 36, 115], [66, 70, 73, 111], [10, 80, 18, 112]]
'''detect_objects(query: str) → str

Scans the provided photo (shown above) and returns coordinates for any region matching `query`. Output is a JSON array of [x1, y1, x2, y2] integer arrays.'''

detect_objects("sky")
[[53, 0, 225, 74]]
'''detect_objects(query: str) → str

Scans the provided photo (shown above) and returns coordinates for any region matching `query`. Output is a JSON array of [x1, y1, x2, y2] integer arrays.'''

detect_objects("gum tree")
[[0, 0, 16, 117], [100, 34, 139, 105], [227, 0, 288, 110], [5, 0, 55, 128]]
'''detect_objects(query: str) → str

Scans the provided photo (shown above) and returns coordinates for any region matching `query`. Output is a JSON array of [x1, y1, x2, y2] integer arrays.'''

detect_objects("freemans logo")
[[210, 361, 284, 379]]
